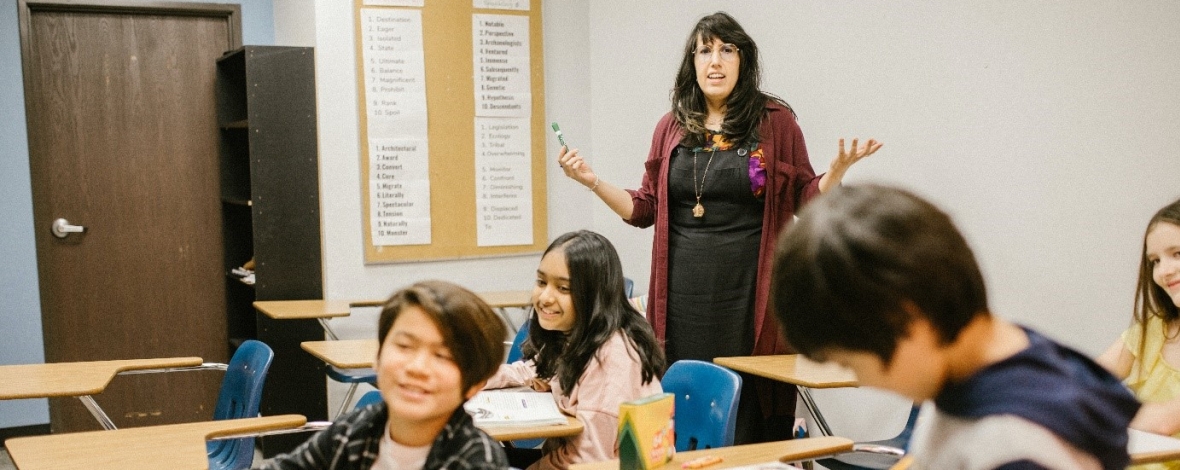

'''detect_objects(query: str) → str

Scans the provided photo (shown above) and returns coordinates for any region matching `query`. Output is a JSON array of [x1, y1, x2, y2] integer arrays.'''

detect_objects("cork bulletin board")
[[355, 0, 547, 263]]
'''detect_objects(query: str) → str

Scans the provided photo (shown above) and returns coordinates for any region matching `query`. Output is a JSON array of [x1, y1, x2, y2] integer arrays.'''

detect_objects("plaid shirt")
[[259, 403, 508, 470]]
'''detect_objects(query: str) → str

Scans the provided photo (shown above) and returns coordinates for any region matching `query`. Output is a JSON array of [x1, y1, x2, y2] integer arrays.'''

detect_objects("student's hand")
[[528, 378, 551, 392], [557, 146, 598, 189], [1131, 400, 1180, 436]]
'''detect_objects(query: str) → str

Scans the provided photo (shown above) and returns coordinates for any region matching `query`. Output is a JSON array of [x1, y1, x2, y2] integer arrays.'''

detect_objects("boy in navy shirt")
[[770, 184, 1139, 470]]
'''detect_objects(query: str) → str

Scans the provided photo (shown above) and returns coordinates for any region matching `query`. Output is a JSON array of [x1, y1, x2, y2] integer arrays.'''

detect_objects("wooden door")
[[18, 1, 241, 432]]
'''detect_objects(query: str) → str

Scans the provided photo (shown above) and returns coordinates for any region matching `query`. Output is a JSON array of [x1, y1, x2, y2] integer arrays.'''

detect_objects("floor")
[[0, 449, 14, 470]]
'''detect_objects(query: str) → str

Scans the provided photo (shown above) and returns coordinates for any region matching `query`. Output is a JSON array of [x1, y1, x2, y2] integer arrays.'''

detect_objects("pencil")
[[682, 455, 723, 469]]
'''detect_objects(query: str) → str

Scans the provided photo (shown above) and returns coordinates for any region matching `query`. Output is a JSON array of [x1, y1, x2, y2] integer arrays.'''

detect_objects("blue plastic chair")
[[326, 366, 378, 418], [815, 404, 919, 470], [506, 320, 530, 363], [502, 321, 545, 449], [661, 360, 742, 451], [354, 389, 384, 409], [206, 340, 275, 470]]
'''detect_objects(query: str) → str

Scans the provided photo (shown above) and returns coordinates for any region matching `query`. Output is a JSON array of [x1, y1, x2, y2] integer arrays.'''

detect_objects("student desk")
[[3, 414, 306, 470], [481, 416, 584, 441], [713, 355, 858, 437], [300, 339, 379, 369], [0, 357, 218, 430], [254, 299, 355, 340], [568, 436, 853, 470], [1130, 428, 1180, 465], [255, 290, 531, 338]]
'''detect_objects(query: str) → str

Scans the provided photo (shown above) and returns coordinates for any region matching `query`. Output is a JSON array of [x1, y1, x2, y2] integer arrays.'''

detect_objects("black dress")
[[664, 139, 764, 366]]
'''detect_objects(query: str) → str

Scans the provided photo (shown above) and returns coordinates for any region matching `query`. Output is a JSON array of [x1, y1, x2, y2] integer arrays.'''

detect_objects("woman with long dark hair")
[[556, 11, 881, 442]]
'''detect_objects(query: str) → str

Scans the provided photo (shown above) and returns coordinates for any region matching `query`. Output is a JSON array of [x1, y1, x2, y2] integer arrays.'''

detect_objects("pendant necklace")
[[692, 148, 716, 218]]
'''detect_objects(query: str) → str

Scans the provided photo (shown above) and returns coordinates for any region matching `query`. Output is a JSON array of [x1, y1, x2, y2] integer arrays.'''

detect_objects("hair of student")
[[670, 11, 793, 149], [522, 230, 665, 394], [1133, 198, 1180, 367], [377, 280, 507, 392], [770, 184, 989, 363]]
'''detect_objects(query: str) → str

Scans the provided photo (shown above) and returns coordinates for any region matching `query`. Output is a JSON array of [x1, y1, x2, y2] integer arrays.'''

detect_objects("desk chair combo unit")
[[814, 404, 917, 470]]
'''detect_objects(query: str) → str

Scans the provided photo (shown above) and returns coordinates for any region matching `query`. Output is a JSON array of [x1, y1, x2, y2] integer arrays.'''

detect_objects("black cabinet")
[[216, 46, 325, 456]]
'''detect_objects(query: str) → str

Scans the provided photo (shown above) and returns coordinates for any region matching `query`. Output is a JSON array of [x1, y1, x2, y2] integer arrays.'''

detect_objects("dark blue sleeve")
[[993, 460, 1051, 470]]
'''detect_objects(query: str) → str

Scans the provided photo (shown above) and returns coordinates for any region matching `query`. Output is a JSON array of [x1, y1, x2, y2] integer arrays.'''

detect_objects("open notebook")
[[465, 390, 568, 426]]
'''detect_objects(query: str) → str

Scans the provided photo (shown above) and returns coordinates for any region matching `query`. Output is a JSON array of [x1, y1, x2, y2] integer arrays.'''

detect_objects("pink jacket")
[[486, 332, 663, 470]]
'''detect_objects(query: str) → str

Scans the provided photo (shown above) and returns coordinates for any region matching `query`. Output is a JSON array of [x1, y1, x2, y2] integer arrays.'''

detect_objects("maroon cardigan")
[[624, 101, 823, 358]]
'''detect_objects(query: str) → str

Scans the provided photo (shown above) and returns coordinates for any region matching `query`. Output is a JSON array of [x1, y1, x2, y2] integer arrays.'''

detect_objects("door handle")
[[51, 218, 86, 239]]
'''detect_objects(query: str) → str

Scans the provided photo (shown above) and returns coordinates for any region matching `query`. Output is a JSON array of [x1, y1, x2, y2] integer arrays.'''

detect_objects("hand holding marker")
[[552, 122, 567, 147]]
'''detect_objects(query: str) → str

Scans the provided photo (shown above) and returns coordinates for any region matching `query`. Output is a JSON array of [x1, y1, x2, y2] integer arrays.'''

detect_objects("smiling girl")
[[486, 230, 665, 470], [1098, 198, 1180, 469]]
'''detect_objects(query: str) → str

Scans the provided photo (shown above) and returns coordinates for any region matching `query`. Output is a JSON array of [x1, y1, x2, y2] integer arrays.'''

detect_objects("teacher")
[[557, 11, 881, 443]]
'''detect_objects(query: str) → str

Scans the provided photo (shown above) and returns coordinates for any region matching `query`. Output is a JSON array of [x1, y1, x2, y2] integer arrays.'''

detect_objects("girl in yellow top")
[[1099, 198, 1180, 470]]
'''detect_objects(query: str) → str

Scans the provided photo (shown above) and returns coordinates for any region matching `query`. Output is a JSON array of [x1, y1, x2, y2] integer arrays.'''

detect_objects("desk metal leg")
[[496, 307, 519, 334], [78, 395, 117, 430], [318, 318, 340, 341], [798, 387, 833, 437]]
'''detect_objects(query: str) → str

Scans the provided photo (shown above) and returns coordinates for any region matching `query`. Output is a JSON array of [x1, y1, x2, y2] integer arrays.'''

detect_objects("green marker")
[[551, 122, 567, 147]]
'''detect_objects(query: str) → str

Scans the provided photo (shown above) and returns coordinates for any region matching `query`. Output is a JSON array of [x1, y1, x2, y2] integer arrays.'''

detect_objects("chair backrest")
[[355, 389, 384, 409], [207, 340, 274, 470], [660, 360, 742, 451], [623, 276, 634, 299], [506, 320, 530, 363]]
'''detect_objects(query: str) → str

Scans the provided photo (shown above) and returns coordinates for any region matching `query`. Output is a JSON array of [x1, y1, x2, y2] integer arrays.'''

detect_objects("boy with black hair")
[[261, 280, 509, 470], [770, 184, 1139, 470]]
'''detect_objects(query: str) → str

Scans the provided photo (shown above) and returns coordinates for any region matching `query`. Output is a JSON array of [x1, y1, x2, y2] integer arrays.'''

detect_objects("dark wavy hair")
[[378, 280, 507, 392], [1132, 198, 1180, 375], [671, 11, 792, 149], [522, 231, 665, 394], [771, 185, 988, 364]]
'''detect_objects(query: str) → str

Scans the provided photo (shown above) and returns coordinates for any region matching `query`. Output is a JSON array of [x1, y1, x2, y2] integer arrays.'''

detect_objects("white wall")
[[311, 1, 1180, 439]]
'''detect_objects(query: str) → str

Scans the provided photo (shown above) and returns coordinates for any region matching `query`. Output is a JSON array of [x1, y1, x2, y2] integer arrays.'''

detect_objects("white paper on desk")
[[465, 391, 566, 426], [1129, 428, 1180, 455]]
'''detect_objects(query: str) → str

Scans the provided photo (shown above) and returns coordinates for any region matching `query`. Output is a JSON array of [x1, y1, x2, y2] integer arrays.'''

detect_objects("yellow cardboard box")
[[618, 392, 676, 470]]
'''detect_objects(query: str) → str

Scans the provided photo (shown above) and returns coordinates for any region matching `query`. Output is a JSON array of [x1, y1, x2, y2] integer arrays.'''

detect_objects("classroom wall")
[[0, 0, 276, 430], [0, 0, 44, 430]]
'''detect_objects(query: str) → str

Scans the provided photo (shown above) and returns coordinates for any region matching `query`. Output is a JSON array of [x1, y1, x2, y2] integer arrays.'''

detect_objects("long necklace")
[[692, 148, 716, 218]]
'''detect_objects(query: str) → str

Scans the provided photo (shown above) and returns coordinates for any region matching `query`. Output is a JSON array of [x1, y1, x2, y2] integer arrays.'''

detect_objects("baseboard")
[[0, 424, 50, 448]]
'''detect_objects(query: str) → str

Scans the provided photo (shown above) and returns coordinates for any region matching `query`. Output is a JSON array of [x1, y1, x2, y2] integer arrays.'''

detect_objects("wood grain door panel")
[[20, 2, 240, 432]]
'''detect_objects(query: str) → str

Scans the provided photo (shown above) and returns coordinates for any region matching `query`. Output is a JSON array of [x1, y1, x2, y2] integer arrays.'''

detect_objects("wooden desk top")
[[481, 416, 584, 441], [0, 357, 204, 400], [568, 436, 853, 470], [1129, 428, 1180, 464], [4, 414, 306, 470], [253, 290, 528, 321], [301, 339, 379, 369], [478, 290, 532, 309], [713, 355, 858, 389], [253, 299, 355, 320]]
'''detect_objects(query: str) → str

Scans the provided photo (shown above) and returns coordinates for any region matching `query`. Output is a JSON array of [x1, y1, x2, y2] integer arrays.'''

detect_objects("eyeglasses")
[[695, 43, 740, 63]]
